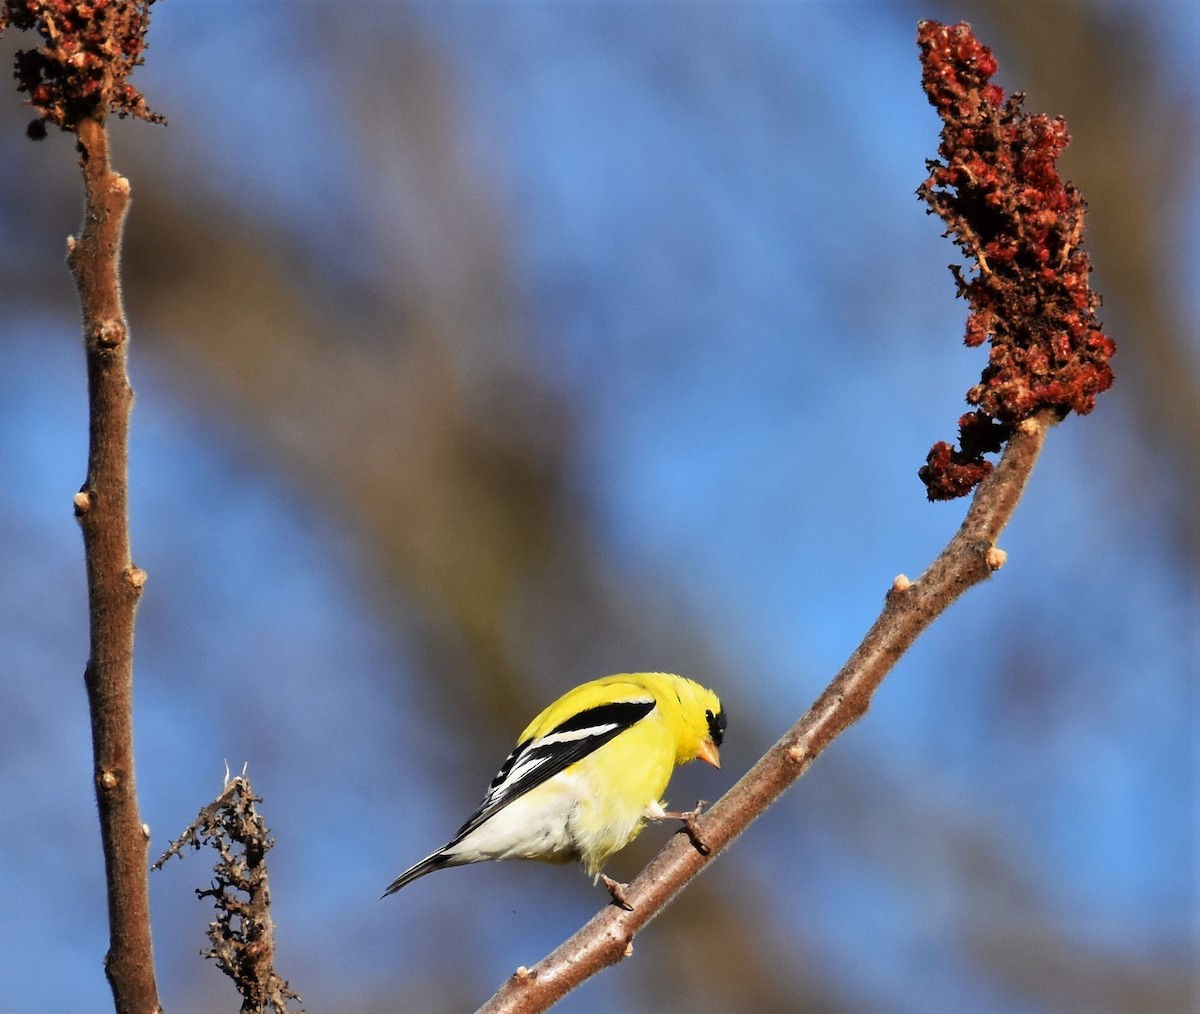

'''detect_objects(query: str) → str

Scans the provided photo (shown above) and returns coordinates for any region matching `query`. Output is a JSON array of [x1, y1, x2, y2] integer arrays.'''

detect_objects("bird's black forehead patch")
[[706, 707, 727, 747]]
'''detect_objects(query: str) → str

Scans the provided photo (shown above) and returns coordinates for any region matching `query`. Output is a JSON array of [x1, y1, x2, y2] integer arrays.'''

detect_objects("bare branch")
[[71, 114, 161, 1014], [1, 2, 166, 1010]]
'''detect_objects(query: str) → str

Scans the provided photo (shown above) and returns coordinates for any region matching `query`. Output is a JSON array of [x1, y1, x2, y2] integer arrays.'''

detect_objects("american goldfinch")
[[383, 672, 726, 902]]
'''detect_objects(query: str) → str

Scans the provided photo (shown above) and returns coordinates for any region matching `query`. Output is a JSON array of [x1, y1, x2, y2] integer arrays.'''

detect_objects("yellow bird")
[[383, 673, 726, 904]]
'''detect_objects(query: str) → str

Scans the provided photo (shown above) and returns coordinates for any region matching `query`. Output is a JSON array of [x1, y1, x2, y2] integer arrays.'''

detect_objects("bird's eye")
[[705, 707, 726, 746]]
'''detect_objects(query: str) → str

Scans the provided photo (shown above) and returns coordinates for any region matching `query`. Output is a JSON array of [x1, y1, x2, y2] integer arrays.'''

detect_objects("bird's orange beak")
[[696, 738, 721, 769]]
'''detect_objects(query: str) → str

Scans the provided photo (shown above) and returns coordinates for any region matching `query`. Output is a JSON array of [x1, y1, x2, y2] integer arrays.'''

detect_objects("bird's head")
[[664, 675, 725, 769]]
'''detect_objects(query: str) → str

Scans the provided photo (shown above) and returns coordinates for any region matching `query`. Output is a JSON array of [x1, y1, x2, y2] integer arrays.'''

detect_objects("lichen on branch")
[[1, 0, 165, 138], [915, 20, 1115, 500]]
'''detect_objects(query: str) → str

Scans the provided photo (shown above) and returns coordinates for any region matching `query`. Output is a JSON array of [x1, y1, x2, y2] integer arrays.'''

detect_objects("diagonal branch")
[[479, 409, 1055, 1014], [482, 17, 1115, 1012]]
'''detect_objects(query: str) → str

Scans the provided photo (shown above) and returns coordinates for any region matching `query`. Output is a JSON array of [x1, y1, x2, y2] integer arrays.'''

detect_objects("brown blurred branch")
[[1, 2, 165, 1010]]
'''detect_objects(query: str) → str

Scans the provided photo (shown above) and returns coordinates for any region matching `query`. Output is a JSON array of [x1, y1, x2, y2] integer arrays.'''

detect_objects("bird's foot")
[[662, 800, 711, 855], [600, 873, 635, 911]]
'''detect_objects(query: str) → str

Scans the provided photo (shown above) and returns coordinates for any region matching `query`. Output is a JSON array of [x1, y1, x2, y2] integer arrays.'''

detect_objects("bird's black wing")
[[447, 697, 656, 846]]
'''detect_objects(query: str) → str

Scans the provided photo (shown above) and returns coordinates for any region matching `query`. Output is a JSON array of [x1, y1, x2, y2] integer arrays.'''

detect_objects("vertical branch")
[[2, 3, 166, 1011], [70, 117, 159, 1014], [479, 411, 1054, 1014]]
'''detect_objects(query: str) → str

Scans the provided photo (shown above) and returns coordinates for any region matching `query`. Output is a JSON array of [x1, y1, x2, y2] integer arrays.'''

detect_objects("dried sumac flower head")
[[2, 0, 165, 137], [915, 20, 1115, 500]]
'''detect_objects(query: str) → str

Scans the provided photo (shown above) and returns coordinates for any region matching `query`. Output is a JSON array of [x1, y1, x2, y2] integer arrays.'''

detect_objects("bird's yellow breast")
[[565, 710, 677, 876]]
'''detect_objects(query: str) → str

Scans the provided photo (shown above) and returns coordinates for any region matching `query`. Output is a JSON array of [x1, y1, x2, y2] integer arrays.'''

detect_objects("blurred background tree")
[[0, 2, 1194, 1011]]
